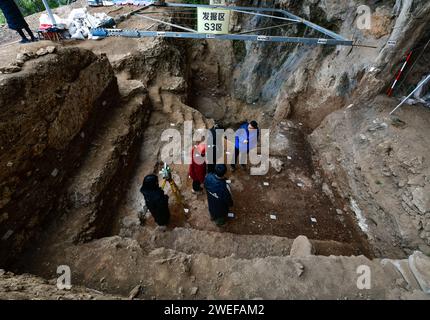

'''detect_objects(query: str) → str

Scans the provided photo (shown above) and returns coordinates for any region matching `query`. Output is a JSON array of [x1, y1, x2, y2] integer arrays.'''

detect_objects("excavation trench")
[[2, 5, 373, 293], [2, 1, 430, 299], [110, 37, 372, 257], [9, 37, 373, 285]]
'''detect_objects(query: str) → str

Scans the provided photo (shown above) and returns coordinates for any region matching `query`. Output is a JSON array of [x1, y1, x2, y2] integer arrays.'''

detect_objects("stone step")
[[26, 236, 430, 300], [125, 225, 360, 259]]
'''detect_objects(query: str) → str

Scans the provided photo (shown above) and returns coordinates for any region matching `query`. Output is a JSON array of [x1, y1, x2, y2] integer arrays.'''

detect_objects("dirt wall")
[[0, 47, 119, 266]]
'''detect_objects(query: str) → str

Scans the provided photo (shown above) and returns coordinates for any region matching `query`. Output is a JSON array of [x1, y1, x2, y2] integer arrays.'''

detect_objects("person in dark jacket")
[[206, 123, 224, 174], [0, 0, 37, 43], [140, 174, 170, 230], [231, 120, 259, 171], [204, 164, 233, 226]]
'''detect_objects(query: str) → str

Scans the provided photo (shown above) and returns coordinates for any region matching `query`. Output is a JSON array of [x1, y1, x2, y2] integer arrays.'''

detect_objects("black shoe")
[[215, 217, 226, 226], [19, 38, 30, 44], [31, 38, 38, 42]]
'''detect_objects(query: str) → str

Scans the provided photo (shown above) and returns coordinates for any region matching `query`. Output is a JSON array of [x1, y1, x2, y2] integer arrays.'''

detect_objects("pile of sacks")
[[68, 8, 114, 39], [39, 8, 115, 40]]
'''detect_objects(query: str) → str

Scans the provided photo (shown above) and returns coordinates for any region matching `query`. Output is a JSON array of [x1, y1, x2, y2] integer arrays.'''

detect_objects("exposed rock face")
[[310, 95, 430, 257], [112, 38, 186, 91], [228, 0, 430, 128], [0, 47, 118, 266], [0, 270, 123, 300]]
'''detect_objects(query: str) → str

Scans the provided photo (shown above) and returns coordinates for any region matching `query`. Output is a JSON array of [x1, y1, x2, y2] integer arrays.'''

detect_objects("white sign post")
[[197, 7, 231, 34]]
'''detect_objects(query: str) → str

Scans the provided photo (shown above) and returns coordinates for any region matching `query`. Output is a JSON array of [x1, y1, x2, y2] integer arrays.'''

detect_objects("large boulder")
[[409, 251, 430, 294]]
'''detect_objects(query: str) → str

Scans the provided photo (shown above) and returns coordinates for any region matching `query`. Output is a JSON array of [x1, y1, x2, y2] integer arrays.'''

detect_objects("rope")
[[229, 8, 301, 23], [235, 22, 295, 34], [135, 14, 197, 33]]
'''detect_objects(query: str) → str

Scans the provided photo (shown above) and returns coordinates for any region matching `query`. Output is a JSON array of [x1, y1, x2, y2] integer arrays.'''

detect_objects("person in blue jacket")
[[204, 164, 233, 226], [231, 120, 259, 171], [0, 0, 37, 43]]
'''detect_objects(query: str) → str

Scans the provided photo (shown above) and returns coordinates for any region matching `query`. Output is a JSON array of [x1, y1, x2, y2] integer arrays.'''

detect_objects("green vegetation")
[[1, 0, 71, 25]]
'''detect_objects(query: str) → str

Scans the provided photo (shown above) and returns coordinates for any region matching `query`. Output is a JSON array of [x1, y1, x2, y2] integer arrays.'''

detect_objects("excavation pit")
[[115, 113, 372, 257], [3, 0, 430, 300]]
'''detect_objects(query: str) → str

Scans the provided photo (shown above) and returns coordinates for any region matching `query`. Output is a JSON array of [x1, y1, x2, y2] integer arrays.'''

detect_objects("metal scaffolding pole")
[[91, 2, 354, 46], [41, 0, 57, 25], [163, 2, 350, 41], [390, 74, 430, 115], [91, 28, 353, 46]]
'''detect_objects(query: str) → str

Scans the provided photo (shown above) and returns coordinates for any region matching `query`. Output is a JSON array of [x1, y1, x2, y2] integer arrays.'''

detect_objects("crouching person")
[[140, 174, 170, 231], [204, 164, 233, 226]]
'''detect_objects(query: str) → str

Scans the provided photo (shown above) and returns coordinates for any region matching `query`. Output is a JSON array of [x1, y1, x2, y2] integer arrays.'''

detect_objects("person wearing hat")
[[140, 174, 170, 230], [0, 0, 37, 44], [231, 120, 259, 171], [204, 164, 233, 226]]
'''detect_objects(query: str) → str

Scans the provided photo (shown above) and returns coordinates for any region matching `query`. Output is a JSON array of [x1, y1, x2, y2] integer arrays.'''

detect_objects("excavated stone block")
[[412, 186, 430, 215], [381, 259, 421, 291], [290, 235, 314, 257], [408, 251, 430, 294]]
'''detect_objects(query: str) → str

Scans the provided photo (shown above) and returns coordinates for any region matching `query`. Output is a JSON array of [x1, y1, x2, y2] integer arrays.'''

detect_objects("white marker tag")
[[228, 213, 235, 218]]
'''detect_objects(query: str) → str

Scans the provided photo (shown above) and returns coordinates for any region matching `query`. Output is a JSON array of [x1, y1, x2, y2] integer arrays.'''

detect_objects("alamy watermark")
[[356, 265, 371, 290], [160, 121, 270, 176], [356, 5, 372, 30], [57, 265, 72, 290]]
